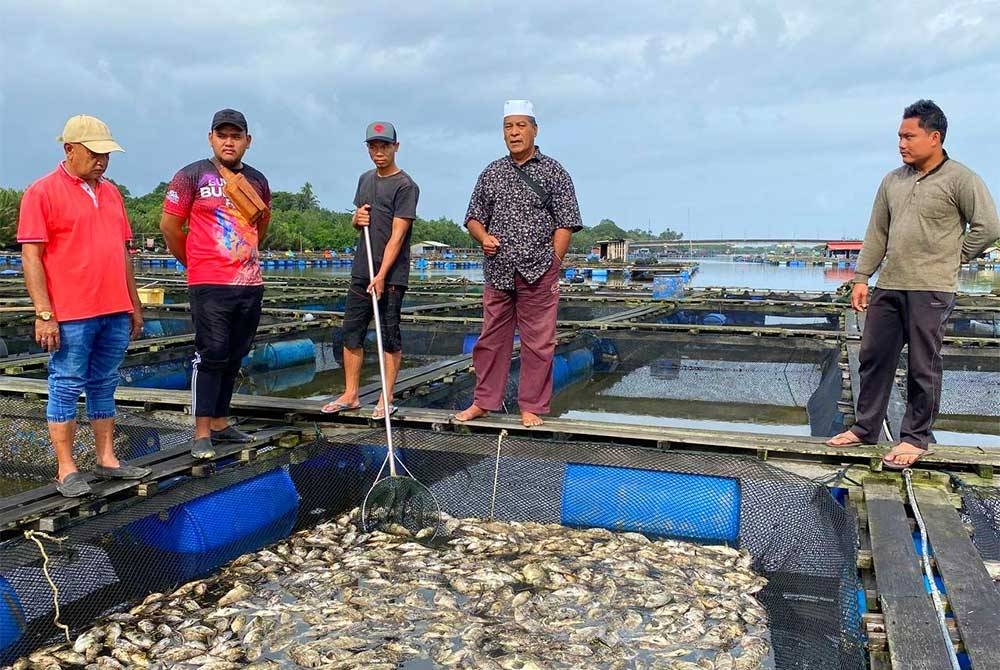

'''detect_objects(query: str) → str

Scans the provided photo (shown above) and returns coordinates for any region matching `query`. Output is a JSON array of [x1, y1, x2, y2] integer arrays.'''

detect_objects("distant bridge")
[[631, 239, 837, 248]]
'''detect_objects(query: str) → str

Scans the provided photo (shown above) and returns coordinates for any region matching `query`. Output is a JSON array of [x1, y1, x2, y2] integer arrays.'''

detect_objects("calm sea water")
[[268, 256, 999, 293]]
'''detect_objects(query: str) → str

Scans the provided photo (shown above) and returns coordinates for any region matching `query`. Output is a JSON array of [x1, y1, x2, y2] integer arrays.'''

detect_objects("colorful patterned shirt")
[[163, 159, 270, 286], [465, 148, 582, 290]]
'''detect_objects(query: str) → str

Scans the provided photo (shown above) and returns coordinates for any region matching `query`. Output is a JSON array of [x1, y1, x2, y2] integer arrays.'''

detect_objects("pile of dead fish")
[[13, 512, 770, 669]]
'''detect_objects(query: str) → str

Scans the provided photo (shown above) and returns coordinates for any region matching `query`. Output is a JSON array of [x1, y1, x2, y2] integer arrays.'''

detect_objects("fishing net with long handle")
[[357, 220, 441, 538]]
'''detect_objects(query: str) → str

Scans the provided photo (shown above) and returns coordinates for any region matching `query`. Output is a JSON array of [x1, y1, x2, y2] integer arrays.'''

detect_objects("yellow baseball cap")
[[58, 115, 124, 153]]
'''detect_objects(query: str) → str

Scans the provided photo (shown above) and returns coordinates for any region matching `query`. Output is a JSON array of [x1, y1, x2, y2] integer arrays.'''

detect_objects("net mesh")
[[0, 417, 865, 670], [957, 481, 1000, 561]]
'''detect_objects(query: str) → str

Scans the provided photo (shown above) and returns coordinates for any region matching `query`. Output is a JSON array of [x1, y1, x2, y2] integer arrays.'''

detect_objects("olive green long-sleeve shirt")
[[853, 155, 1000, 292]]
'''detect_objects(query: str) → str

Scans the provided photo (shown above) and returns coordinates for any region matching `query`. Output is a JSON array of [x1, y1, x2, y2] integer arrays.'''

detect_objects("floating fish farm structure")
[[0, 269, 997, 669]]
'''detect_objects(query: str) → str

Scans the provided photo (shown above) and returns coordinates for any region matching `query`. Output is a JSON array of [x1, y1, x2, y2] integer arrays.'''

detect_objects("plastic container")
[[463, 333, 519, 355], [137, 287, 165, 305], [561, 464, 740, 543], [652, 275, 681, 299], [552, 355, 570, 391], [566, 348, 593, 377], [249, 339, 316, 371], [119, 468, 299, 582], [0, 577, 25, 661]]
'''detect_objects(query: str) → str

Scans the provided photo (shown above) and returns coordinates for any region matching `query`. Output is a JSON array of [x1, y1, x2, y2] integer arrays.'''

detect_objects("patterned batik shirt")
[[465, 148, 582, 290]]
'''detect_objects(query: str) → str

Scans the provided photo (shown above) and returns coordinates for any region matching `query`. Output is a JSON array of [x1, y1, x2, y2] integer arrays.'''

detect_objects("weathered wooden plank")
[[0, 427, 299, 534], [914, 486, 1000, 668], [2, 377, 998, 469], [864, 481, 954, 670]]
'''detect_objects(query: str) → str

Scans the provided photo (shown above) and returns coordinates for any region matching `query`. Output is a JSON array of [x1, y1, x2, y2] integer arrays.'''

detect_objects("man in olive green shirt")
[[827, 100, 999, 468]]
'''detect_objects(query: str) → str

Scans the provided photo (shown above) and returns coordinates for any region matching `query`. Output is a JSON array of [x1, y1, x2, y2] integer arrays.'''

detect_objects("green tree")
[[0, 188, 24, 249]]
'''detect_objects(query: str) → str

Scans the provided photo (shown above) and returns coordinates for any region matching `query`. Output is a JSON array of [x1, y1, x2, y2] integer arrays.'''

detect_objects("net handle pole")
[[363, 224, 396, 477]]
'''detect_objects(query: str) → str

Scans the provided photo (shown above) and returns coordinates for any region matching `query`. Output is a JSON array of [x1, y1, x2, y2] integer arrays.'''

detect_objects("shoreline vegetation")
[[0, 183, 682, 255]]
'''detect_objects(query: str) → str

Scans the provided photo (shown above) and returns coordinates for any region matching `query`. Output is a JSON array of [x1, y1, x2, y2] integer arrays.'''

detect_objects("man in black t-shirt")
[[322, 122, 419, 419]]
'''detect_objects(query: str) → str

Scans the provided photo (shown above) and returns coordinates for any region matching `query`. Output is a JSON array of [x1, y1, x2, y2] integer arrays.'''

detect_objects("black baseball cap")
[[211, 109, 248, 132], [365, 121, 397, 143]]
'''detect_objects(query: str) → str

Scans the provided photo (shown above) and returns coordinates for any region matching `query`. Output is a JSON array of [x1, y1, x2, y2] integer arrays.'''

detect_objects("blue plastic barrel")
[[249, 339, 316, 371], [652, 275, 679, 299], [249, 364, 317, 394], [463, 333, 519, 355], [120, 468, 299, 582], [0, 577, 25, 660], [121, 364, 190, 390], [142, 320, 166, 338], [561, 464, 740, 543], [551, 355, 570, 391], [566, 348, 593, 376]]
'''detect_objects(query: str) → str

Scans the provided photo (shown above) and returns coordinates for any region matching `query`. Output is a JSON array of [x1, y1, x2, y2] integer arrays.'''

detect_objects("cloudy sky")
[[2, 1, 999, 239]]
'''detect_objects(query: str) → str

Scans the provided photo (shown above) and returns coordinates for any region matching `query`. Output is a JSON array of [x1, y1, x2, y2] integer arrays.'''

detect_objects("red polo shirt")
[[17, 163, 134, 321]]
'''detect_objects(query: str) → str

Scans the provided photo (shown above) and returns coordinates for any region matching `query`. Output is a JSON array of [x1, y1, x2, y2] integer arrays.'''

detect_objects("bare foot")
[[882, 442, 931, 469], [454, 405, 490, 422], [521, 411, 544, 427], [825, 430, 866, 447]]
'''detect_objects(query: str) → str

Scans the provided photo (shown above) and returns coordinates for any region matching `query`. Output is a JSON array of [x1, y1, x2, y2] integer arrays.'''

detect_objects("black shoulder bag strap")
[[511, 163, 555, 218]]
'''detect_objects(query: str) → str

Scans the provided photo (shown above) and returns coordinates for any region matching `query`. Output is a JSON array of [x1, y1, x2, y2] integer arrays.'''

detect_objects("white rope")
[[23, 530, 71, 643], [489, 429, 508, 520], [902, 469, 960, 670]]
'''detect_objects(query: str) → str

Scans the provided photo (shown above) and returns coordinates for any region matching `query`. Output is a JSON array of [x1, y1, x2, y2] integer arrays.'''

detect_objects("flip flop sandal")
[[321, 401, 361, 414], [372, 404, 398, 420], [824, 433, 868, 448], [882, 449, 935, 471]]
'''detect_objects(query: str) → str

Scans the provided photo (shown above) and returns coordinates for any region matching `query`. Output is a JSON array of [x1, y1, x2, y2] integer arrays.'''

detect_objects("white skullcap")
[[503, 100, 535, 118]]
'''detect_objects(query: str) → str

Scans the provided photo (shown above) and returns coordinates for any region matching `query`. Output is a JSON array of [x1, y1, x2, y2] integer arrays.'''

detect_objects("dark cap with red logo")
[[365, 121, 397, 144]]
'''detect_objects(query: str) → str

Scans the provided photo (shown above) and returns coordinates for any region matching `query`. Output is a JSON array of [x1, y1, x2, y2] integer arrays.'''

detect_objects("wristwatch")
[[36, 311, 53, 321]]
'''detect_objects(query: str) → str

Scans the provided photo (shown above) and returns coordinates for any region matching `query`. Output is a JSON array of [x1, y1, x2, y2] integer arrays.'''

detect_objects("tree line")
[[0, 183, 682, 254]]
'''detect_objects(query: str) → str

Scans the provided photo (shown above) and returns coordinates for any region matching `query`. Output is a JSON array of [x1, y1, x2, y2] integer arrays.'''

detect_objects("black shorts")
[[342, 279, 406, 352]]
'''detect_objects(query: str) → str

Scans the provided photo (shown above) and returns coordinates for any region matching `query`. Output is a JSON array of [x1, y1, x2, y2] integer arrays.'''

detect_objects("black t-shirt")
[[351, 169, 419, 286]]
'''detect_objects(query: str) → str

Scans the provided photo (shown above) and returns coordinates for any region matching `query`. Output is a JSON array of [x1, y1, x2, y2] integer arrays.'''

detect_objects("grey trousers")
[[851, 288, 955, 448]]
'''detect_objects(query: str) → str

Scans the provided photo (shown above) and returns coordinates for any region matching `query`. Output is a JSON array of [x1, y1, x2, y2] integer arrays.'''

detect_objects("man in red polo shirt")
[[17, 115, 151, 497]]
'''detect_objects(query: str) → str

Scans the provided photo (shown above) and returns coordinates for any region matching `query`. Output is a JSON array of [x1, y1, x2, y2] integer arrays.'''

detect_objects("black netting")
[[0, 397, 189, 488], [959, 482, 1000, 561], [0, 424, 865, 669]]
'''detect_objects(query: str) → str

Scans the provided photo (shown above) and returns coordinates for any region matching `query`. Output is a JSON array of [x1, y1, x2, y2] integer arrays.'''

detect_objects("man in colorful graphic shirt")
[[160, 109, 271, 459], [17, 114, 151, 497]]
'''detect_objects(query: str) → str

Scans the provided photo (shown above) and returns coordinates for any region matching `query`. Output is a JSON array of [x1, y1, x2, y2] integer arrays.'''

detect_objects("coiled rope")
[[23, 530, 71, 643], [902, 469, 960, 670]]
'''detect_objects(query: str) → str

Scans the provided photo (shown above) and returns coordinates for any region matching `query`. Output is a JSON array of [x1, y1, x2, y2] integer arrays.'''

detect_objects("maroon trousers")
[[472, 258, 560, 414]]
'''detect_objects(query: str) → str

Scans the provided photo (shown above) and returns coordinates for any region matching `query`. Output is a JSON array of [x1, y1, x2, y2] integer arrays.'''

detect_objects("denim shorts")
[[47, 312, 131, 422]]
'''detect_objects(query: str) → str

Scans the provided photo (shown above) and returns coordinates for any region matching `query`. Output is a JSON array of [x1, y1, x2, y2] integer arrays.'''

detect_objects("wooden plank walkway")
[[1, 377, 998, 472], [913, 486, 1000, 669], [0, 426, 303, 539], [863, 480, 955, 669], [1, 318, 339, 374]]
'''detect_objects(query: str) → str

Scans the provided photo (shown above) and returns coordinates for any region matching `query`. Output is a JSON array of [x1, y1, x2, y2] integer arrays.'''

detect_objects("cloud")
[[2, 0, 999, 237]]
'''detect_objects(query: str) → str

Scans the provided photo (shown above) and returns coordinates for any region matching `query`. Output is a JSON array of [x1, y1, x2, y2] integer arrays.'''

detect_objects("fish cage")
[[401, 329, 847, 441], [0, 399, 869, 669]]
